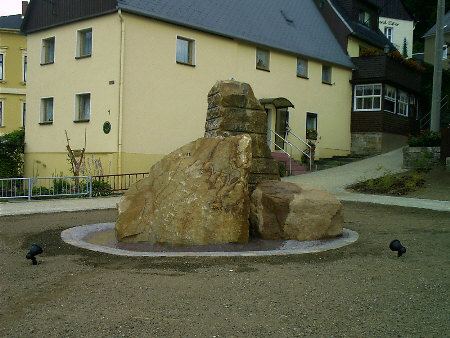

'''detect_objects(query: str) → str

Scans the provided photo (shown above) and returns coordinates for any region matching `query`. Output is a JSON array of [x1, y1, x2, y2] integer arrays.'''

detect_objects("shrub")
[[91, 179, 112, 197], [408, 130, 441, 147], [0, 128, 25, 178]]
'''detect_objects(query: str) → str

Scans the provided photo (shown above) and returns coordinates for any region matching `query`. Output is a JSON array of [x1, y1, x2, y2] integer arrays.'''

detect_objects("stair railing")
[[286, 126, 312, 172], [269, 128, 312, 173], [420, 94, 448, 128]]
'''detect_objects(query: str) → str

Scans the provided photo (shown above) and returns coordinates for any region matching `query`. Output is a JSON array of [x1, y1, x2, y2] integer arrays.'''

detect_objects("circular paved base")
[[61, 223, 358, 257]]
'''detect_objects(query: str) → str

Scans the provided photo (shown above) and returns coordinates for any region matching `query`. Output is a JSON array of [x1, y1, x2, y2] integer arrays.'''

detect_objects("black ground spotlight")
[[26, 244, 43, 265], [389, 239, 406, 257]]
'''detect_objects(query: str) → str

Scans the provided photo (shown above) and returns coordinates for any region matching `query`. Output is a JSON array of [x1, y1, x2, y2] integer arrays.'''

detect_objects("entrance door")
[[275, 108, 289, 150]]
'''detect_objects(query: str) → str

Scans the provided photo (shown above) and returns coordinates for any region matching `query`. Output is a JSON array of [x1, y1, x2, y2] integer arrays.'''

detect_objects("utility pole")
[[430, 0, 445, 132]]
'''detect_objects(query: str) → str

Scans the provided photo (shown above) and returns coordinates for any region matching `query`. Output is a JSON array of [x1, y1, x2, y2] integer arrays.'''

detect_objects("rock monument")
[[250, 181, 343, 241], [115, 135, 252, 245], [115, 80, 343, 246], [204, 80, 280, 191]]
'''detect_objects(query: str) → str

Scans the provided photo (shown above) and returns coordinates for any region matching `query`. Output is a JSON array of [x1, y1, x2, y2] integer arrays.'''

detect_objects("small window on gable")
[[384, 27, 393, 43], [75, 93, 91, 121], [176, 36, 195, 65], [443, 44, 448, 60], [358, 10, 372, 27], [297, 57, 308, 78], [77, 28, 92, 58], [256, 48, 270, 71], [322, 65, 332, 84], [41, 37, 55, 64], [40, 97, 54, 123]]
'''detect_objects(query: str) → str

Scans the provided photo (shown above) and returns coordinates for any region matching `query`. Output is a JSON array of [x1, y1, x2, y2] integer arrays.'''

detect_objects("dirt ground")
[[0, 202, 449, 337], [405, 166, 450, 201]]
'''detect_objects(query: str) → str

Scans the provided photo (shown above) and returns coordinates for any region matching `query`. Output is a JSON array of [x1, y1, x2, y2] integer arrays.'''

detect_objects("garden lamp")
[[26, 244, 43, 265], [389, 239, 406, 257]]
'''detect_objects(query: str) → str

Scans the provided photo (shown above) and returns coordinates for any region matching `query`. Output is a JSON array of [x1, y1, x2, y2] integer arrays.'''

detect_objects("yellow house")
[[0, 14, 27, 136], [22, 0, 354, 177]]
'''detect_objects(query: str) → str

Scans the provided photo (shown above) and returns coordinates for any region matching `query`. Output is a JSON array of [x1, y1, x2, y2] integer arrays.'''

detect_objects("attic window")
[[358, 10, 372, 27], [280, 10, 294, 26]]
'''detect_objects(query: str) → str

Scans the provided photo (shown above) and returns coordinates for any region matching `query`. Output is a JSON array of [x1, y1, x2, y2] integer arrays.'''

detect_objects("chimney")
[[22, 1, 28, 17]]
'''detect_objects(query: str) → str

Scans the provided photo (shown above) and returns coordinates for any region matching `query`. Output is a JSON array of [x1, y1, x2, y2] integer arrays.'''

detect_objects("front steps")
[[271, 152, 307, 176], [313, 155, 369, 171]]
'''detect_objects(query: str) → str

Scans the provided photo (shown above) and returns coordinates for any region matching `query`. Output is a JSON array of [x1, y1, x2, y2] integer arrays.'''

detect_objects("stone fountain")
[[115, 80, 343, 247]]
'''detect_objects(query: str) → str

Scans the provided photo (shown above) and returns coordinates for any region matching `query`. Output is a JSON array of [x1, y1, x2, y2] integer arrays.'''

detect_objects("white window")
[[75, 93, 90, 121], [297, 57, 308, 78], [0, 101, 3, 126], [0, 53, 4, 80], [256, 48, 270, 71], [322, 65, 332, 84], [41, 37, 55, 64], [384, 27, 393, 43], [77, 28, 92, 58], [354, 84, 382, 111], [306, 112, 318, 139], [443, 44, 448, 60], [40, 97, 54, 123], [176, 36, 195, 65], [384, 85, 396, 113], [23, 55, 27, 82], [398, 90, 408, 116], [22, 102, 26, 126]]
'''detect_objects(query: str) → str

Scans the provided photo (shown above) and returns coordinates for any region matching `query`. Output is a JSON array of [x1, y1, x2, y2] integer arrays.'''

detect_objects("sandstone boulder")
[[115, 135, 252, 246], [205, 80, 280, 191], [250, 181, 343, 241]]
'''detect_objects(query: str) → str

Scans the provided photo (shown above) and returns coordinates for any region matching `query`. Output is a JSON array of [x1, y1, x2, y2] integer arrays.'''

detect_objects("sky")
[[0, 0, 24, 17]]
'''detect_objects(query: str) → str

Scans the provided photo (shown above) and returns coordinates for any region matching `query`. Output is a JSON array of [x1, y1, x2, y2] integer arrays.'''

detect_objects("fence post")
[[89, 176, 93, 198], [27, 178, 32, 201]]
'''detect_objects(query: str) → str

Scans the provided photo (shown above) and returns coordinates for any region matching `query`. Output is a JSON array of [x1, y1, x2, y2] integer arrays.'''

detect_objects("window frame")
[[443, 44, 448, 60], [0, 100, 3, 127], [296, 57, 308, 78], [22, 101, 26, 127], [74, 93, 91, 122], [256, 47, 270, 71], [384, 27, 393, 43], [176, 36, 195, 66], [76, 28, 93, 59], [384, 84, 396, 114], [358, 10, 372, 27], [0, 53, 4, 81], [353, 84, 382, 112], [306, 112, 318, 140], [41, 37, 55, 65], [322, 64, 332, 84], [23, 54, 27, 83], [40, 97, 54, 124], [397, 90, 408, 117]]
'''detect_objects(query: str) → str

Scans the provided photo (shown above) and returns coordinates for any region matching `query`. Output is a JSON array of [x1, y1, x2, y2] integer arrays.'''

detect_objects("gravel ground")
[[0, 202, 449, 337]]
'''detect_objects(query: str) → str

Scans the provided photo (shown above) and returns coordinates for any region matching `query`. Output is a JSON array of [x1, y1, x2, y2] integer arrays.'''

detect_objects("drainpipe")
[[117, 9, 125, 175]]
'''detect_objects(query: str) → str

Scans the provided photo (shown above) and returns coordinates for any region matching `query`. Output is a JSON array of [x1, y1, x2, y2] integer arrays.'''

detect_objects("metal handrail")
[[420, 95, 448, 128], [269, 129, 312, 173], [286, 127, 312, 171]]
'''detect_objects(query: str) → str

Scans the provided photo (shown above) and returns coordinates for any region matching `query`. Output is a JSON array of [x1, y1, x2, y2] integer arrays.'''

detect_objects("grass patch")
[[348, 170, 426, 196]]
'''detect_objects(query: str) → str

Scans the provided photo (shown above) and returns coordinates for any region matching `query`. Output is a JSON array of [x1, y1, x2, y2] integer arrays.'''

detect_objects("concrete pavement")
[[1, 148, 449, 216]]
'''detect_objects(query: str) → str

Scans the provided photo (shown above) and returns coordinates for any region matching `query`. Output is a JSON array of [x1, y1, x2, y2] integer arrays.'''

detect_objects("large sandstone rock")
[[205, 80, 280, 191], [250, 181, 343, 241], [115, 135, 252, 245]]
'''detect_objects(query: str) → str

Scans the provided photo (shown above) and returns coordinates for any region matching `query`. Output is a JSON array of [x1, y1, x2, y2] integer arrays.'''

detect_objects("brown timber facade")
[[350, 55, 422, 154]]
